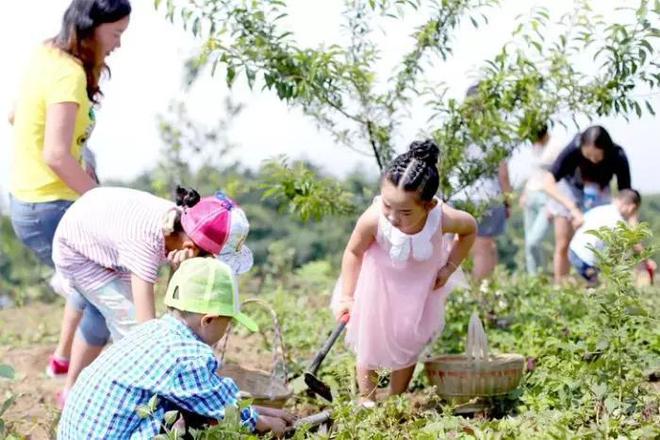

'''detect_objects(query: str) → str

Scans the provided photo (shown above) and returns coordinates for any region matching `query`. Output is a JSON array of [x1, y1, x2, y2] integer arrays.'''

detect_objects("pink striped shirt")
[[53, 187, 175, 292]]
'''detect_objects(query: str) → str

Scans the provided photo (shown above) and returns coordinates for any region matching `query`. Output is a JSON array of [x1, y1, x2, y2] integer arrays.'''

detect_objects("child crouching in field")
[[332, 139, 477, 406], [569, 189, 656, 285], [58, 257, 295, 439]]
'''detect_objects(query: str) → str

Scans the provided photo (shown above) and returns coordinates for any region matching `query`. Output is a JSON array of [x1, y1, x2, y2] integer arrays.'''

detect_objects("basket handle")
[[217, 298, 288, 385]]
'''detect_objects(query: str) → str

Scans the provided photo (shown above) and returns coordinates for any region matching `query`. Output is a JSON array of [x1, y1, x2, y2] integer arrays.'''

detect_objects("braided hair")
[[383, 140, 440, 201]]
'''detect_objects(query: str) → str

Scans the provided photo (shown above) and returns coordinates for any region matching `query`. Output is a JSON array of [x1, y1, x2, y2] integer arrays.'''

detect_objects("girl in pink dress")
[[332, 140, 477, 405]]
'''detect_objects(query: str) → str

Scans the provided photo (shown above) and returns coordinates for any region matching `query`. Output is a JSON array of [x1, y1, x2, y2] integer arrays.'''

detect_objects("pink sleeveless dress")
[[331, 197, 465, 370]]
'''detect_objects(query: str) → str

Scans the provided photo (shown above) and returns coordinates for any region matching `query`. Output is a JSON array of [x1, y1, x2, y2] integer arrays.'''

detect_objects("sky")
[[1, 0, 659, 210]]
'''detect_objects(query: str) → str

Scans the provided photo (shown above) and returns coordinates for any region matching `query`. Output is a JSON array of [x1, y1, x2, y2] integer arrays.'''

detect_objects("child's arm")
[[131, 274, 156, 323], [336, 205, 378, 319], [435, 204, 477, 289]]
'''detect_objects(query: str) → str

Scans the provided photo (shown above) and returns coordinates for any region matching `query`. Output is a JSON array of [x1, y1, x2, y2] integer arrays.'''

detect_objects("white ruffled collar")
[[376, 196, 442, 263]]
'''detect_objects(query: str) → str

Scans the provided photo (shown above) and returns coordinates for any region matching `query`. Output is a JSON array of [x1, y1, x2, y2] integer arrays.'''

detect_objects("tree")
[[156, 0, 658, 209]]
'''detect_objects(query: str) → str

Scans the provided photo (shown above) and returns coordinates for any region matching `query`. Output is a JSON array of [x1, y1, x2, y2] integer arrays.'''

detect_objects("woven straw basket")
[[424, 312, 524, 398], [424, 353, 524, 397], [217, 299, 293, 408]]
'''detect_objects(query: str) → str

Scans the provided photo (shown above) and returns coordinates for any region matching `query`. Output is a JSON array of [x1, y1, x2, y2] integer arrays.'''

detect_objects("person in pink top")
[[332, 140, 477, 407], [52, 186, 253, 408]]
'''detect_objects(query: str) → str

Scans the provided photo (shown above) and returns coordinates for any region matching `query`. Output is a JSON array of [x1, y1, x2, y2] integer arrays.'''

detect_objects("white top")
[[53, 187, 175, 292], [524, 142, 562, 193], [569, 204, 623, 265], [375, 196, 442, 264]]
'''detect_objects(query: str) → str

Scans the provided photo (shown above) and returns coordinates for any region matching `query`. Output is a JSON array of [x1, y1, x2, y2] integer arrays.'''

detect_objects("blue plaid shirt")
[[58, 314, 259, 439]]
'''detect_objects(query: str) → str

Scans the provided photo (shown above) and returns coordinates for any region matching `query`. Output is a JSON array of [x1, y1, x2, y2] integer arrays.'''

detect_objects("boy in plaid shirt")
[[58, 258, 295, 439]]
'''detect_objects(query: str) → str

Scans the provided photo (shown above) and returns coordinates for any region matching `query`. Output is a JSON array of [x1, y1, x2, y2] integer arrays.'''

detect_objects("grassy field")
[[1, 254, 658, 439]]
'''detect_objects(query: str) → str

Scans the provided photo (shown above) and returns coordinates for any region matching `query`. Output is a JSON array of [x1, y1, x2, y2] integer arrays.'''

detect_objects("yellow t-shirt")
[[11, 45, 95, 203]]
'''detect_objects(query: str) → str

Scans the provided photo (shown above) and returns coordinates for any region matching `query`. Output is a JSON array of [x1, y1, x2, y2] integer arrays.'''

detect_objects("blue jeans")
[[569, 250, 599, 284], [523, 191, 550, 274], [10, 196, 109, 345]]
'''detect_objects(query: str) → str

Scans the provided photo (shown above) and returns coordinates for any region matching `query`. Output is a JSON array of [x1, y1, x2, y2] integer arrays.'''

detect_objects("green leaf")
[[0, 395, 16, 417], [164, 410, 179, 427], [604, 396, 620, 413], [148, 395, 159, 412], [591, 382, 607, 398], [238, 398, 253, 410], [136, 405, 152, 419], [0, 364, 15, 380], [226, 66, 236, 87], [245, 68, 256, 89], [645, 100, 656, 115], [192, 17, 201, 37], [222, 405, 241, 429]]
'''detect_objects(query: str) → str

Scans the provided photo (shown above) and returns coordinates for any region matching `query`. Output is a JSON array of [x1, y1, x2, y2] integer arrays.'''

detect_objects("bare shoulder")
[[441, 203, 477, 234], [355, 202, 380, 236]]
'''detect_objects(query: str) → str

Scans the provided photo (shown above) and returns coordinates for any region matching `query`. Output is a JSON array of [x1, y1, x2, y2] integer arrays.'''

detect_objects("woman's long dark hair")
[[580, 125, 614, 152], [52, 0, 131, 103]]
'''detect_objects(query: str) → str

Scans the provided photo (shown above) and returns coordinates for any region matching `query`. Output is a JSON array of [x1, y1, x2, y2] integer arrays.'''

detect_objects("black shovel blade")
[[304, 372, 333, 402]]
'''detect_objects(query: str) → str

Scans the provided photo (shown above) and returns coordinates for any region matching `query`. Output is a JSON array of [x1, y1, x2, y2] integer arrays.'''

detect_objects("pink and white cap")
[[180, 192, 253, 275]]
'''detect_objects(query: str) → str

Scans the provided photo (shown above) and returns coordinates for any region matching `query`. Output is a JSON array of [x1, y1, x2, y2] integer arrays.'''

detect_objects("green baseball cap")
[[164, 257, 258, 332]]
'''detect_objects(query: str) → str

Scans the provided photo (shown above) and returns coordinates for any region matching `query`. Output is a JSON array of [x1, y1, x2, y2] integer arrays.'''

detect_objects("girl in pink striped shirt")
[[52, 186, 252, 407]]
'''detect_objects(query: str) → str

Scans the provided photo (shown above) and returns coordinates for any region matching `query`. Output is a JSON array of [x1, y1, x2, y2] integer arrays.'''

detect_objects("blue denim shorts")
[[10, 196, 109, 345], [477, 204, 507, 237], [77, 299, 110, 346], [9, 196, 73, 267]]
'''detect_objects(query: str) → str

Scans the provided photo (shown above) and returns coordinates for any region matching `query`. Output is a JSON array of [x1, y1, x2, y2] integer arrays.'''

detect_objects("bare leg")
[[553, 216, 574, 284], [53, 303, 83, 360], [356, 366, 378, 404], [388, 365, 416, 396], [63, 332, 104, 392], [472, 237, 497, 281]]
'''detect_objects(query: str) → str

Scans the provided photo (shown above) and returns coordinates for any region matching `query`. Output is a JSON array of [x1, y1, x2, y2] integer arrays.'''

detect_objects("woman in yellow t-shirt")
[[8, 0, 131, 395]]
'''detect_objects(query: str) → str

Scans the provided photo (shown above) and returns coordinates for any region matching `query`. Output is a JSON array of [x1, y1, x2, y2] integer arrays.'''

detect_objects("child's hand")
[[434, 264, 455, 290], [167, 249, 195, 271], [335, 296, 354, 321]]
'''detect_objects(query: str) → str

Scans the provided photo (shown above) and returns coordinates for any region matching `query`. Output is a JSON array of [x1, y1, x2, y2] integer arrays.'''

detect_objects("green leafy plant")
[[0, 364, 17, 439], [260, 157, 356, 222], [157, 0, 658, 205]]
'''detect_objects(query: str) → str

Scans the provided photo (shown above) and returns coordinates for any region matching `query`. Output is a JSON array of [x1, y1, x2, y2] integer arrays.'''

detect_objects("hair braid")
[[384, 139, 440, 201]]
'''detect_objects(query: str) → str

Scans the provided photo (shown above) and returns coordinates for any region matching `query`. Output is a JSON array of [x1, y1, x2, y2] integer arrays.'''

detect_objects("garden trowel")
[[304, 313, 350, 402]]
